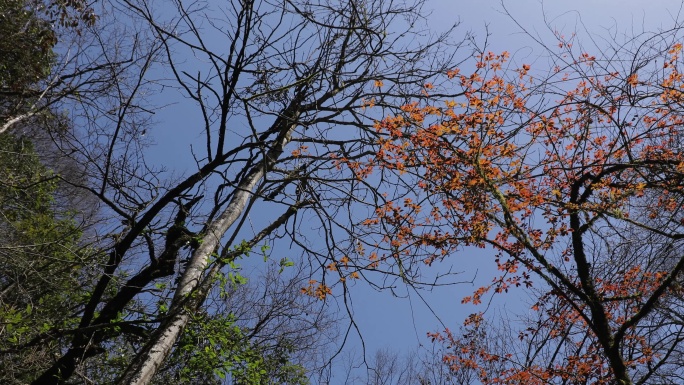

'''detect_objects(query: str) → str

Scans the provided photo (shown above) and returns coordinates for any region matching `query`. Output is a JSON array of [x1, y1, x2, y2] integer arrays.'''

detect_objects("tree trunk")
[[116, 115, 297, 384]]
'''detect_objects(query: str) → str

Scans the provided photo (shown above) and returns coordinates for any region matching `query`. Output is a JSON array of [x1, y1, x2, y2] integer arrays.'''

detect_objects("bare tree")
[[314, 346, 461, 385], [23, 0, 468, 383]]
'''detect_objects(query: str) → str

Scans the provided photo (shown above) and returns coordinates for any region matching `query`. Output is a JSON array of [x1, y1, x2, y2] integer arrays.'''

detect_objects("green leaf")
[[279, 257, 295, 273]]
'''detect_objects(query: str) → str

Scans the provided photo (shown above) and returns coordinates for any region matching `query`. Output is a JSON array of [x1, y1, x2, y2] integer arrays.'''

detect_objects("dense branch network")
[[0, 0, 469, 383]]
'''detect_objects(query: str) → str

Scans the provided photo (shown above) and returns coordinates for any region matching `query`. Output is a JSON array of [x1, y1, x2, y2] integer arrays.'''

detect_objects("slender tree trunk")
[[0, 111, 38, 134], [116, 117, 298, 385]]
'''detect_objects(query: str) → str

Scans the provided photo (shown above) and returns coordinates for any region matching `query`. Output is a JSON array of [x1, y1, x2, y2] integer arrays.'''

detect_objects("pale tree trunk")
[[116, 118, 298, 385], [0, 112, 37, 134]]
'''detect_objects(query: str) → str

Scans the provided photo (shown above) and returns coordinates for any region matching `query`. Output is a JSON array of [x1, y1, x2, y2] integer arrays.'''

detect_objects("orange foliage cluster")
[[300, 279, 332, 300]]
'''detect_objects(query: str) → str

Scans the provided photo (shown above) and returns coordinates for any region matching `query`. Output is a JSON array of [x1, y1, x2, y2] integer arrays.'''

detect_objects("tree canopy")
[[353, 27, 684, 385]]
